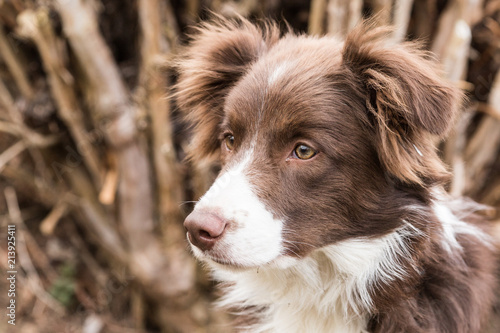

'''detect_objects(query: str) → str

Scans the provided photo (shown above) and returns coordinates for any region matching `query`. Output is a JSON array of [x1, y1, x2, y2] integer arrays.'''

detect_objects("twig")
[[487, 70, 500, 119], [369, 0, 393, 27], [185, 0, 200, 23], [138, 0, 185, 242], [464, 116, 500, 195], [56, 0, 196, 301], [432, 0, 482, 82], [1, 164, 59, 208], [0, 24, 33, 98], [392, 0, 414, 42], [309, 0, 327, 35], [68, 229, 108, 289], [63, 166, 128, 264], [444, 110, 475, 197], [326, 0, 363, 36], [0, 80, 59, 147], [17, 8, 103, 188], [39, 199, 68, 235], [162, 0, 181, 47], [98, 163, 118, 205], [0, 140, 26, 172], [4, 187, 66, 315], [54, 0, 138, 148], [21, 218, 59, 282]]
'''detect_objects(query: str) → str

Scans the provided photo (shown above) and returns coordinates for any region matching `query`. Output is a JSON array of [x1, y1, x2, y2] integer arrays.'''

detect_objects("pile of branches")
[[0, 0, 499, 332]]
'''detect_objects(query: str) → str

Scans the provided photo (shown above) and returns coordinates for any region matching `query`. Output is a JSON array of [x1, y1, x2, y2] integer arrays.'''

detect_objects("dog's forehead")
[[224, 42, 344, 134]]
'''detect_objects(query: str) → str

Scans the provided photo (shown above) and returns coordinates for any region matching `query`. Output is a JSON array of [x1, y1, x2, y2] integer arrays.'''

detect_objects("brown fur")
[[175, 17, 497, 333]]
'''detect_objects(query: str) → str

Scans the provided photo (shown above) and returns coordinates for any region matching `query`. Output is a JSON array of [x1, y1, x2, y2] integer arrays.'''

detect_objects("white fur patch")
[[267, 62, 291, 86], [432, 201, 492, 255], [212, 225, 419, 333], [191, 145, 285, 267]]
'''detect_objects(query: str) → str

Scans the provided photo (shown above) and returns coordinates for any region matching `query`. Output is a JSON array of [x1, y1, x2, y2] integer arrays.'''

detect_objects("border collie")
[[175, 18, 498, 333]]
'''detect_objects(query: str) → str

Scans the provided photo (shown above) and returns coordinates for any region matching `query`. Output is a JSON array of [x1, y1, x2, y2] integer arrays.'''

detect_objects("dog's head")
[[175, 18, 461, 269]]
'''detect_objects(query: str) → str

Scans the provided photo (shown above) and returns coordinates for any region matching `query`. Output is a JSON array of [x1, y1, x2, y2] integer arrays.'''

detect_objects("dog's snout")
[[184, 210, 227, 251]]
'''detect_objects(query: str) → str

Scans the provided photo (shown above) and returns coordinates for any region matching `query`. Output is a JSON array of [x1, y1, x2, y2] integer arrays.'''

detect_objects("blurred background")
[[1, 0, 500, 332]]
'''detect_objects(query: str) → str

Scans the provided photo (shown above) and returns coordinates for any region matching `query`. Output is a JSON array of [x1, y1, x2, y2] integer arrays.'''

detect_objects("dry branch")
[[39, 199, 68, 235], [162, 0, 181, 47], [138, 0, 176, 222], [4, 187, 66, 315], [0, 140, 26, 172], [488, 70, 500, 118], [1, 1, 500, 331], [63, 165, 128, 264], [138, 0, 187, 247], [370, 0, 393, 27], [0, 24, 33, 98], [17, 8, 104, 188], [98, 162, 118, 205], [0, 78, 58, 147], [392, 0, 414, 42], [326, 0, 362, 36], [462, 69, 500, 197], [432, 0, 484, 82], [464, 116, 500, 195], [55, 0, 195, 303], [309, 0, 327, 35], [1, 164, 59, 207]]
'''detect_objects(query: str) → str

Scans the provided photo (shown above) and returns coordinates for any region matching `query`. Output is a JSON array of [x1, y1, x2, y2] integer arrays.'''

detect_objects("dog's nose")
[[184, 210, 227, 251]]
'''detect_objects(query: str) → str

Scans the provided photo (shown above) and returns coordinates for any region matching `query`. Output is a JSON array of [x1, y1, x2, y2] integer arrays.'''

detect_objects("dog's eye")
[[224, 135, 235, 151], [293, 144, 316, 160]]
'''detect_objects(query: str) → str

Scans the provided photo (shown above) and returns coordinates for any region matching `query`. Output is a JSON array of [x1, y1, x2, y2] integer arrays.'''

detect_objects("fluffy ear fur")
[[342, 24, 462, 186], [175, 17, 280, 162]]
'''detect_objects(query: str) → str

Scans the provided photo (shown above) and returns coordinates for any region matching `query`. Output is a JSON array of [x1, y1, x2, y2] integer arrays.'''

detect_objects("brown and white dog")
[[175, 18, 498, 333]]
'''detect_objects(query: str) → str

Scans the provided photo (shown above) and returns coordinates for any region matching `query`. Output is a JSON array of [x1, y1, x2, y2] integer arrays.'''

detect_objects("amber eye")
[[293, 144, 316, 160], [224, 135, 235, 150]]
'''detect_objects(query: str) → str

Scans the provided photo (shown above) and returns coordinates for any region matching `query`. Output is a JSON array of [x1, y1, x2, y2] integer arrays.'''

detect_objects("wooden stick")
[[444, 110, 474, 197], [0, 79, 59, 147], [39, 199, 68, 235], [0, 140, 26, 172], [370, 0, 393, 27], [309, 0, 327, 35], [98, 165, 118, 205], [54, 0, 138, 148], [56, 0, 195, 301], [326, 0, 363, 36], [392, 0, 414, 42], [162, 0, 181, 47], [1, 164, 59, 208], [63, 165, 128, 264], [432, 0, 482, 82], [487, 70, 500, 119], [464, 116, 500, 195], [0, 25, 33, 98], [17, 8, 103, 188], [4, 187, 66, 315], [138, 0, 186, 244], [68, 230, 108, 289]]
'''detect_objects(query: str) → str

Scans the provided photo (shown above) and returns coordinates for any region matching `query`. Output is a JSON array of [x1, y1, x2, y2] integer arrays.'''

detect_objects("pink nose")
[[184, 210, 227, 251]]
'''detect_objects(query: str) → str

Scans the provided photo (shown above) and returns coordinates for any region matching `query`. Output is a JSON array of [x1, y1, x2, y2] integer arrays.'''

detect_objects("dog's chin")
[[190, 244, 298, 272]]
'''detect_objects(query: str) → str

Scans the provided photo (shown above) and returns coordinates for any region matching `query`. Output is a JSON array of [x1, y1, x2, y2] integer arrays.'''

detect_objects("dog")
[[175, 17, 498, 333]]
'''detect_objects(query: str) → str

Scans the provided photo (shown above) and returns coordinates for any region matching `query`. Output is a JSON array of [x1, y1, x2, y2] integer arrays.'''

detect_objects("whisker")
[[280, 230, 316, 248]]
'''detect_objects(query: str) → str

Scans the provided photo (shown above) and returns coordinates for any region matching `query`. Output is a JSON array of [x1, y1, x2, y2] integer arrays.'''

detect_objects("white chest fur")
[[210, 226, 418, 333]]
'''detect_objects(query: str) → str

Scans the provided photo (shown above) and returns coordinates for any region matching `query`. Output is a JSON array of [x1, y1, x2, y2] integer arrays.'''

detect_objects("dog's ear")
[[342, 24, 462, 185], [175, 17, 280, 161]]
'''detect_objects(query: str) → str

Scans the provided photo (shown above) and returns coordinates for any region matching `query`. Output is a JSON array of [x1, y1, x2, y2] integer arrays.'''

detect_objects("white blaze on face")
[[192, 145, 285, 267]]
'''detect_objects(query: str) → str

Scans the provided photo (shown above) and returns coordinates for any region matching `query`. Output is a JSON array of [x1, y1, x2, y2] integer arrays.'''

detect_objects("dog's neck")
[[210, 224, 419, 333]]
